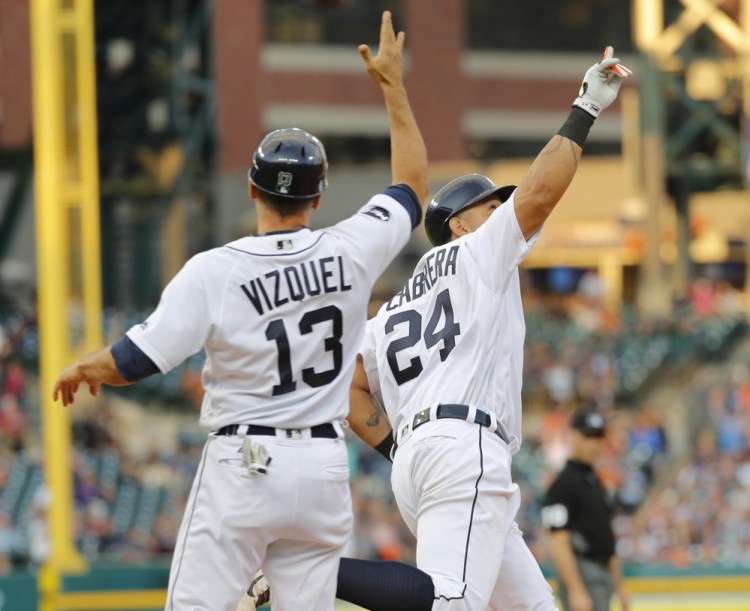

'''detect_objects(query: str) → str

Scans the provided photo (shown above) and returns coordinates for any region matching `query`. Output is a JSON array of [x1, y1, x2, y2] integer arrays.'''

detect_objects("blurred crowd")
[[0, 273, 749, 575], [616, 363, 750, 569]]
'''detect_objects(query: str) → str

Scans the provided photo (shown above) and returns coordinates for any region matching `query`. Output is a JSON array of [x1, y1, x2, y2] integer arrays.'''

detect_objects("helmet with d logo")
[[248, 128, 328, 199]]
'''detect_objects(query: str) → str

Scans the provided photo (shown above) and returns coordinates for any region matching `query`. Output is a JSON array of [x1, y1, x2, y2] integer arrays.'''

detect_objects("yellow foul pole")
[[31, 0, 102, 605]]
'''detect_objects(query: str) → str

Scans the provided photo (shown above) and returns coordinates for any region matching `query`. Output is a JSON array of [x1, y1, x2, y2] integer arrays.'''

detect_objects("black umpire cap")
[[571, 410, 606, 438]]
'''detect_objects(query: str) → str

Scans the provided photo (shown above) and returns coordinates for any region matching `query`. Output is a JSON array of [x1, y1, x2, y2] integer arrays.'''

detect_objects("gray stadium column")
[[404, 0, 466, 162], [212, 0, 265, 243]]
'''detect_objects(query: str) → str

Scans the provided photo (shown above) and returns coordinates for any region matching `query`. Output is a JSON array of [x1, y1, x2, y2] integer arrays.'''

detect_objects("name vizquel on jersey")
[[385, 244, 459, 311], [240, 255, 352, 315]]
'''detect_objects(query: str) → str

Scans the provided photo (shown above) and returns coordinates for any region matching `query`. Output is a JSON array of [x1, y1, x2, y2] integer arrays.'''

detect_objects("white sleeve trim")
[[126, 329, 171, 374]]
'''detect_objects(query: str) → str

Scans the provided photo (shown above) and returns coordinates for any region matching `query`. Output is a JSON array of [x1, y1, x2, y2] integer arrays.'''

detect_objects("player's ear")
[[448, 215, 467, 239], [249, 183, 258, 200], [311, 194, 322, 211]]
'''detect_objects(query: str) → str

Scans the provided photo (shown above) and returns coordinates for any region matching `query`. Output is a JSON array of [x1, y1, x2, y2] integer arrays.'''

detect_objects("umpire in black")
[[542, 410, 630, 611]]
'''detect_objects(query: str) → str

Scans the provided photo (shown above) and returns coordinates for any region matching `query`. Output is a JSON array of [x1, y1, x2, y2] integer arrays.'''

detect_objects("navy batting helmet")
[[424, 174, 516, 246], [248, 128, 328, 199]]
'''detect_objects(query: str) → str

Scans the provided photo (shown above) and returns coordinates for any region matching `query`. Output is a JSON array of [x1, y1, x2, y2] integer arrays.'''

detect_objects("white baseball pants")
[[165, 432, 352, 611], [391, 419, 556, 611]]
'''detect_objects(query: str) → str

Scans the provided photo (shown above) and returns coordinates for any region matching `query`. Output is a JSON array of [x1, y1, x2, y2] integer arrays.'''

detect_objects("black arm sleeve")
[[111, 335, 160, 382]]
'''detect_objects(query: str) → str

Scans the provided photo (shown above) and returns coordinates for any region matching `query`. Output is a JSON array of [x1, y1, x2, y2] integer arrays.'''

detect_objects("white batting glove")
[[236, 592, 256, 611], [236, 570, 271, 610], [573, 46, 632, 118]]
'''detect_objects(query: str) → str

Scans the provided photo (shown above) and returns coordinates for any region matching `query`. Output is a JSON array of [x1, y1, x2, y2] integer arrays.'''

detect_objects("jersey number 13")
[[265, 305, 343, 396]]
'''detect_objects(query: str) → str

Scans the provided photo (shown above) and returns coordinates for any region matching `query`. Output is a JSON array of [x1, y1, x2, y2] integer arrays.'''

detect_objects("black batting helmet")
[[248, 128, 328, 199], [424, 174, 516, 246]]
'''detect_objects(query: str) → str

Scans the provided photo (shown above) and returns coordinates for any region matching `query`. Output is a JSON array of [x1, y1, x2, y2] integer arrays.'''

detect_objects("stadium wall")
[[2, 565, 748, 611]]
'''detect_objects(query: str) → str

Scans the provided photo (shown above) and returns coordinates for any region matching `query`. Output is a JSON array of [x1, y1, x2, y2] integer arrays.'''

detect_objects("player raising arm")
[[241, 48, 630, 611], [54, 10, 428, 611]]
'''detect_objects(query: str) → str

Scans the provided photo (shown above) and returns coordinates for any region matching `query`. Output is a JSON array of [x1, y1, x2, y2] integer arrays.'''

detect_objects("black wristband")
[[374, 435, 394, 462], [556, 107, 595, 148]]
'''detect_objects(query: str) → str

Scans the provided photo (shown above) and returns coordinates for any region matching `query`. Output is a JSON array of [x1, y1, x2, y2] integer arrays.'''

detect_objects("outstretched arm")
[[360, 11, 430, 205], [53, 346, 129, 406], [53, 335, 160, 406], [514, 47, 631, 240]]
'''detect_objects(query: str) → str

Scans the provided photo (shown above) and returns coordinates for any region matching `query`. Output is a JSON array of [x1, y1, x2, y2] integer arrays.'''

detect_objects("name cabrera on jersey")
[[361, 193, 541, 453], [126, 189, 418, 430]]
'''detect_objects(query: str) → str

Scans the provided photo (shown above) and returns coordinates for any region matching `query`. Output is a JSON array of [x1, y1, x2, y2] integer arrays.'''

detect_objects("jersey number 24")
[[385, 289, 461, 385]]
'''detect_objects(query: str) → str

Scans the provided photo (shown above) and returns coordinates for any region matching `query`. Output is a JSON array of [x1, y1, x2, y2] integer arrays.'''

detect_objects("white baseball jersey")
[[362, 192, 541, 454], [128, 186, 420, 610], [127, 192, 414, 431], [362, 192, 556, 611]]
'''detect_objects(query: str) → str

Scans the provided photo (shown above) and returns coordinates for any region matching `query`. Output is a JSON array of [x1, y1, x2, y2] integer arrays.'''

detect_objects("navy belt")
[[397, 404, 509, 450], [215, 423, 338, 439]]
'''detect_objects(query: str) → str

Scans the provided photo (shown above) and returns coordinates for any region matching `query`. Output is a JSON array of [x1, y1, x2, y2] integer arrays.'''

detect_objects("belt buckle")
[[412, 408, 431, 429], [285, 429, 303, 439]]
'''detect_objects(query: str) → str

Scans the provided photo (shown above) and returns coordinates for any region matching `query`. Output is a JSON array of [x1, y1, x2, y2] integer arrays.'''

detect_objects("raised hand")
[[358, 10, 405, 90], [573, 46, 632, 118]]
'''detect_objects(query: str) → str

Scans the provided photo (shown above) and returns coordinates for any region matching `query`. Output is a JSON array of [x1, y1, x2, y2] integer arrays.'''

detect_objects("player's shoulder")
[[328, 187, 419, 236], [471, 195, 519, 240], [364, 184, 420, 219], [178, 245, 239, 280], [457, 195, 531, 284], [189, 244, 234, 265], [417, 239, 470, 278]]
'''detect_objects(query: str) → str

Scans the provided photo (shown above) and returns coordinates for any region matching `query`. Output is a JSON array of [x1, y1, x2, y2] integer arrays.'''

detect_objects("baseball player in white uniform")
[[53, 11, 428, 611], [240, 48, 630, 611]]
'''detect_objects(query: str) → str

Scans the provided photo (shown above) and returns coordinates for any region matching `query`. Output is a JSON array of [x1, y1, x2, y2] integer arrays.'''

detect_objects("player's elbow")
[[394, 153, 430, 205], [520, 178, 560, 214], [515, 181, 561, 237], [399, 171, 430, 205], [413, 174, 431, 206]]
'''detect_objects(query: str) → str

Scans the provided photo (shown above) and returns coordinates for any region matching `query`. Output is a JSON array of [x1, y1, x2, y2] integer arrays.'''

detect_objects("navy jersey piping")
[[434, 425, 485, 602], [225, 233, 324, 257]]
